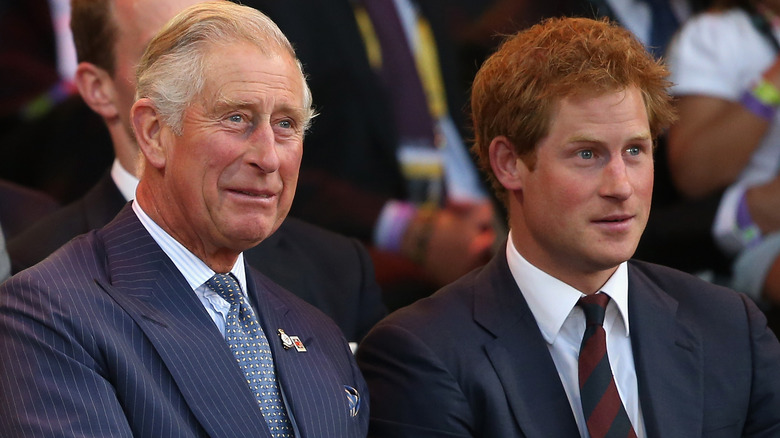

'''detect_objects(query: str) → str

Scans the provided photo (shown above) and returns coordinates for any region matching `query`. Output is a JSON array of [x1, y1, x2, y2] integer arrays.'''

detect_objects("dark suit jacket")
[[0, 205, 369, 437], [0, 178, 59, 239], [8, 172, 386, 342], [356, 249, 780, 437], [244, 0, 470, 241]]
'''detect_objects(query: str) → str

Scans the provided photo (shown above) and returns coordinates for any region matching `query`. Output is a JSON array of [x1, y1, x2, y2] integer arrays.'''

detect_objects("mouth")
[[233, 190, 274, 198], [593, 214, 635, 227], [227, 188, 279, 201], [595, 215, 631, 222]]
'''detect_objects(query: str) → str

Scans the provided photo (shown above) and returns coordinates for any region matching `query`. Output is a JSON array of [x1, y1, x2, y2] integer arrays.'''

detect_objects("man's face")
[[512, 86, 653, 289], [112, 0, 205, 133], [157, 43, 306, 254]]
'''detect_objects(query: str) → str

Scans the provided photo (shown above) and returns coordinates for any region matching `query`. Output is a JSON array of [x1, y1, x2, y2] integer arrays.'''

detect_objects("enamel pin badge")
[[278, 329, 307, 352]]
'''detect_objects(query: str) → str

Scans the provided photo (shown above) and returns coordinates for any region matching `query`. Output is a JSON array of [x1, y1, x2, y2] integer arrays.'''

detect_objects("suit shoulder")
[[279, 217, 363, 251], [628, 259, 755, 322], [11, 230, 105, 284], [8, 199, 92, 270], [373, 267, 481, 334], [248, 265, 344, 328], [628, 259, 734, 296]]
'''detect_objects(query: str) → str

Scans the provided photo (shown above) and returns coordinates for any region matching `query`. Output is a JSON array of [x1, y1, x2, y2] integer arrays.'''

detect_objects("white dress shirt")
[[505, 234, 646, 437], [111, 159, 139, 202], [131, 200, 300, 435], [132, 200, 248, 337]]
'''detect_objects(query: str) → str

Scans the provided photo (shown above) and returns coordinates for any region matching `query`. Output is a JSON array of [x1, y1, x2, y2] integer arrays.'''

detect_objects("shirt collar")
[[504, 232, 631, 345], [110, 159, 139, 202], [131, 200, 247, 294]]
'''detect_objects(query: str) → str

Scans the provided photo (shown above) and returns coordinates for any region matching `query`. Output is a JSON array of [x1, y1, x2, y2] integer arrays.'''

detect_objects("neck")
[[135, 179, 240, 273], [509, 232, 616, 295], [108, 125, 141, 177]]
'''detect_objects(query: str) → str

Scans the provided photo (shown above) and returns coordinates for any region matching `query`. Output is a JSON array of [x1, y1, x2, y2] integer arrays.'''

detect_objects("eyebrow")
[[567, 132, 652, 144], [211, 96, 307, 122]]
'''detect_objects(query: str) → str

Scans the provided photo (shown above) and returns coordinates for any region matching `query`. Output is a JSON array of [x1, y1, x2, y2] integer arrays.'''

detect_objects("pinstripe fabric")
[[0, 204, 369, 437], [207, 274, 293, 437]]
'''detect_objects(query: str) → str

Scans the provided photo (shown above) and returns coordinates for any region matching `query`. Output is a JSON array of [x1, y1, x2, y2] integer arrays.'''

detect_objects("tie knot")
[[578, 293, 610, 326], [206, 273, 242, 305]]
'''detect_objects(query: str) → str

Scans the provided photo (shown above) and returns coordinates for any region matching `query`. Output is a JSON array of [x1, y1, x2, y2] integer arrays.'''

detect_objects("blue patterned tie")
[[207, 274, 293, 437]]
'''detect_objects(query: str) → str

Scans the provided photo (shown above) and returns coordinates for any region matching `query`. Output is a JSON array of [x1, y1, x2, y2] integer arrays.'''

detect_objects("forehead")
[[549, 88, 649, 130], [200, 42, 305, 105]]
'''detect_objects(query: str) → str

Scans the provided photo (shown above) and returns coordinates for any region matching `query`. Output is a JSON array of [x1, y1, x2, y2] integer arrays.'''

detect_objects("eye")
[[577, 150, 594, 160], [228, 114, 244, 123], [626, 146, 641, 156], [278, 120, 292, 129]]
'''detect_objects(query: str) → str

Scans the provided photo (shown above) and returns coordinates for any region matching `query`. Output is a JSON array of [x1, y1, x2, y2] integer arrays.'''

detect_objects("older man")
[[8, 0, 385, 345], [357, 17, 780, 437], [0, 3, 368, 437]]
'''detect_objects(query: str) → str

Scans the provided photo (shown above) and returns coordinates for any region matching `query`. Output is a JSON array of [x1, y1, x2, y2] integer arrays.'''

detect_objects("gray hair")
[[135, 1, 314, 135]]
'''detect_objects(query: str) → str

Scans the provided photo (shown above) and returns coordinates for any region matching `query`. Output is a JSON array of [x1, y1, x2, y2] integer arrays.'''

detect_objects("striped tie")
[[207, 274, 293, 438], [577, 293, 637, 438]]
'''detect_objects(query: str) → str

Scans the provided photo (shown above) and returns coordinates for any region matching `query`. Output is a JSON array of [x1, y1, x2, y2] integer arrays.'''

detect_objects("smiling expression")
[[154, 42, 307, 260]]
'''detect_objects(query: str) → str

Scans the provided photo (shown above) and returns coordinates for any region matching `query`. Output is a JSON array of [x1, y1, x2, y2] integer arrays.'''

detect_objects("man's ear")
[[131, 98, 167, 169], [489, 135, 527, 191], [74, 62, 119, 119]]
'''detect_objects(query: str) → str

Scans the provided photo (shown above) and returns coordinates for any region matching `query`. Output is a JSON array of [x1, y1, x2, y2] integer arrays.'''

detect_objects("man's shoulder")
[[372, 266, 483, 335], [628, 259, 735, 296], [8, 197, 91, 270], [4, 230, 106, 300], [8, 174, 124, 273], [0, 179, 60, 238], [245, 215, 372, 293], [247, 264, 344, 325], [276, 216, 362, 251], [628, 259, 755, 322]]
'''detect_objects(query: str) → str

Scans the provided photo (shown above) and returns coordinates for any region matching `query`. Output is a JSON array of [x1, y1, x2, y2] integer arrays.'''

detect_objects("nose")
[[599, 156, 633, 201], [247, 122, 280, 173]]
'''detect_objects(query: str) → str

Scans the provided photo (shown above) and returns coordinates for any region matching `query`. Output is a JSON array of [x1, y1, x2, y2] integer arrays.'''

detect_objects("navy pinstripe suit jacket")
[[0, 205, 369, 437]]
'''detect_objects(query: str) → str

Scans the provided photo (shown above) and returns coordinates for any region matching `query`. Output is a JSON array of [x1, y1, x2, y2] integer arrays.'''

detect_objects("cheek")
[[632, 164, 655, 198], [171, 139, 223, 199], [534, 169, 587, 209], [279, 144, 303, 177]]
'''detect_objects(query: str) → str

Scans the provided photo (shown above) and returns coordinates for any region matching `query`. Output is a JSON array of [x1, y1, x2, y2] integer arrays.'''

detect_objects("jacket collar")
[[627, 262, 702, 438], [94, 205, 273, 437], [474, 250, 581, 437]]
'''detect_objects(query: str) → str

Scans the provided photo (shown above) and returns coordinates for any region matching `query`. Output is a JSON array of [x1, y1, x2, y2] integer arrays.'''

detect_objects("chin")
[[587, 248, 634, 270], [224, 226, 274, 249]]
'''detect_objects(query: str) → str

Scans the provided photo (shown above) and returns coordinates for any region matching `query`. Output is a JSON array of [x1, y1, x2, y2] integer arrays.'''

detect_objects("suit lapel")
[[475, 252, 580, 437], [95, 206, 271, 437], [247, 272, 352, 437], [628, 264, 703, 438]]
